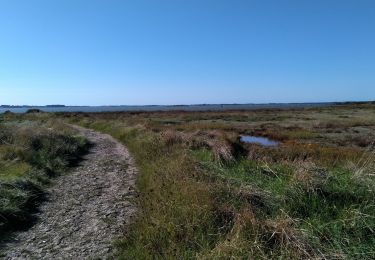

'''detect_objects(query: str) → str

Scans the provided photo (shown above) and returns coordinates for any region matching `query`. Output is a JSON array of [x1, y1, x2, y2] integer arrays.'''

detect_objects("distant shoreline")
[[1, 105, 66, 108], [1, 101, 373, 114], [1, 101, 373, 108]]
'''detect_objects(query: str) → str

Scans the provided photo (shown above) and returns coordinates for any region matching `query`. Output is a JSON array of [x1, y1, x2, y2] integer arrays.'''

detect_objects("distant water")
[[0, 103, 333, 114], [240, 136, 279, 147]]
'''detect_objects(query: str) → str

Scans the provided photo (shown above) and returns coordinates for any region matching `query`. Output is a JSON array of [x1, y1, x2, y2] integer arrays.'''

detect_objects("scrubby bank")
[[0, 118, 89, 240]]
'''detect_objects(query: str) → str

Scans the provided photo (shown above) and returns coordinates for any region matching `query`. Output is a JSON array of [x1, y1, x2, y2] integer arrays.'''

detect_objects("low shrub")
[[25, 109, 42, 114]]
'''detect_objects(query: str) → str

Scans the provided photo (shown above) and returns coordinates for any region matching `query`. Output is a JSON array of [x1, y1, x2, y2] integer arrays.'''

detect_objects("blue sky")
[[0, 0, 374, 105]]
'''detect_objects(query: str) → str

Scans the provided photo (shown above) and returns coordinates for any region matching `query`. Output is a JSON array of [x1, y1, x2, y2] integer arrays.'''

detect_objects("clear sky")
[[0, 0, 374, 106]]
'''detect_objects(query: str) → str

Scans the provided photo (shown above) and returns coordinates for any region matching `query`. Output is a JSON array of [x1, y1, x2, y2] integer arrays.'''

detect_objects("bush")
[[0, 180, 44, 232], [25, 109, 42, 114], [26, 133, 88, 175]]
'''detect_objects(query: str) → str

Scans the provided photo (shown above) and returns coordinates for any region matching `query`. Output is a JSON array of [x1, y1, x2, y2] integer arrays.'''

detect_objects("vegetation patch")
[[0, 120, 89, 240]]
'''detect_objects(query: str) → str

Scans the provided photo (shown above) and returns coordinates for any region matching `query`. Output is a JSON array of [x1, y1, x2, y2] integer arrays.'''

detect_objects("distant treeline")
[[1, 105, 66, 108]]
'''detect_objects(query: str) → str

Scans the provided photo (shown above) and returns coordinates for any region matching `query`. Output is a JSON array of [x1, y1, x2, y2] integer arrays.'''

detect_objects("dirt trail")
[[3, 126, 137, 259]]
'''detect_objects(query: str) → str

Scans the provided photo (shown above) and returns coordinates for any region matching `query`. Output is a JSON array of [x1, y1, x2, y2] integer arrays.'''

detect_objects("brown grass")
[[49, 103, 375, 259]]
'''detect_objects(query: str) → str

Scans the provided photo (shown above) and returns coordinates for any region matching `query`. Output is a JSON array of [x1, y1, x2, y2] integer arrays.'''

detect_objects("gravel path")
[[2, 126, 137, 259]]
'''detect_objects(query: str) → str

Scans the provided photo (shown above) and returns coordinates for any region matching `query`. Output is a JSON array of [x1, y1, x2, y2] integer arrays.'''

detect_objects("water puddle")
[[240, 135, 279, 147]]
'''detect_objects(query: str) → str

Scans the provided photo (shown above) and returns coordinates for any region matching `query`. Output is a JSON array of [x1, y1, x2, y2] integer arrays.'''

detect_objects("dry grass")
[[160, 129, 190, 146], [44, 103, 375, 259]]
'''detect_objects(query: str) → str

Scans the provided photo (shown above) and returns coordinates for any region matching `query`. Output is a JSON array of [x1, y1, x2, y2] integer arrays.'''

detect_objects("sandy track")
[[3, 126, 137, 259]]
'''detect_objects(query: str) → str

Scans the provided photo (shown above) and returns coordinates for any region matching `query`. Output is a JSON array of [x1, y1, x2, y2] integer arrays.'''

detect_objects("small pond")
[[240, 135, 279, 147]]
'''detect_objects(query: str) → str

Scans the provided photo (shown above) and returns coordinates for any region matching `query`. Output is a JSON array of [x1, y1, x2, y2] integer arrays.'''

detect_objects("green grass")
[[195, 149, 375, 258], [0, 162, 30, 181]]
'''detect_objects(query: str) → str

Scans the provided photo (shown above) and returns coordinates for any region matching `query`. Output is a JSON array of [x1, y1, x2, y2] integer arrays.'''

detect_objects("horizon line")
[[1, 100, 374, 108]]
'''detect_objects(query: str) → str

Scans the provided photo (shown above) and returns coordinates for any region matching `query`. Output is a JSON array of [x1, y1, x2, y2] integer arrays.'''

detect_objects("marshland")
[[2, 0, 375, 258], [1, 102, 374, 259]]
